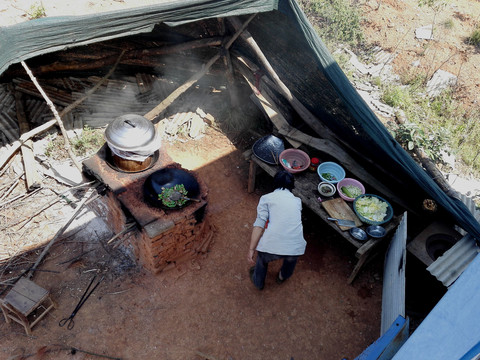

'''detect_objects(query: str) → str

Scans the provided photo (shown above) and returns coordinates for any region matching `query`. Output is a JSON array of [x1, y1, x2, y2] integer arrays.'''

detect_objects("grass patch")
[[467, 27, 480, 48], [71, 126, 105, 157], [27, 2, 46, 20], [381, 78, 480, 175], [442, 18, 454, 29], [298, 0, 364, 49]]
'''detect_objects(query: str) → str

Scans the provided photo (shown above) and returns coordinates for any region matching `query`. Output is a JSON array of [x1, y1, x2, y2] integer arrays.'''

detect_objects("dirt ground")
[[2, 0, 477, 359], [0, 127, 385, 360], [359, 0, 480, 113]]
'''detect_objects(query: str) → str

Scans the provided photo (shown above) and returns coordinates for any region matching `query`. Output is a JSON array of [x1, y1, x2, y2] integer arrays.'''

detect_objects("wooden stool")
[[0, 277, 55, 335]]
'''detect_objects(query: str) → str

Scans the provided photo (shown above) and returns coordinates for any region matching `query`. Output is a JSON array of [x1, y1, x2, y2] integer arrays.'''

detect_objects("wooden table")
[[245, 150, 399, 283]]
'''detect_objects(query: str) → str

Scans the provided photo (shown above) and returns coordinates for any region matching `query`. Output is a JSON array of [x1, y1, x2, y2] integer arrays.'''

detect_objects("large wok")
[[143, 168, 200, 209]]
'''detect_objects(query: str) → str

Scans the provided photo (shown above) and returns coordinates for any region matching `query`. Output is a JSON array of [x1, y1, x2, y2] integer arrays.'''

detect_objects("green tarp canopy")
[[1, 0, 479, 240]]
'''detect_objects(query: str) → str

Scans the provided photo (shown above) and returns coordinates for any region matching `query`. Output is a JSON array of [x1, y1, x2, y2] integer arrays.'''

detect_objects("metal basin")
[[349, 227, 368, 241], [366, 225, 386, 238]]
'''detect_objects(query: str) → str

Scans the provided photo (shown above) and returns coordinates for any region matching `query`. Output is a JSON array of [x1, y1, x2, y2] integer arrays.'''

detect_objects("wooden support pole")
[[27, 187, 95, 279], [14, 88, 42, 191], [144, 13, 257, 122], [21, 61, 83, 172], [228, 17, 342, 147], [0, 50, 125, 171]]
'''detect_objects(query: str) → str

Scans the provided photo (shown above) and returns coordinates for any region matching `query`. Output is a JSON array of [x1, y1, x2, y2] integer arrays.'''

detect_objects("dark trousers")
[[252, 251, 299, 289]]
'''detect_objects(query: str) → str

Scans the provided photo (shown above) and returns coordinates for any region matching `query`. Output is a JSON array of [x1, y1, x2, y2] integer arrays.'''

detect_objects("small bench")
[[1, 277, 55, 335]]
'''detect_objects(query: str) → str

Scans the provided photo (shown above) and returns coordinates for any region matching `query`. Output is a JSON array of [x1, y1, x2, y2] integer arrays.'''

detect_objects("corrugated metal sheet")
[[381, 212, 407, 335], [427, 234, 479, 288], [456, 194, 480, 236], [427, 194, 480, 287]]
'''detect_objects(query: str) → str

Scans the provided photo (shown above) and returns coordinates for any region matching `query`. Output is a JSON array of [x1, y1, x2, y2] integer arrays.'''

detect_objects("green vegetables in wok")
[[158, 184, 188, 207]]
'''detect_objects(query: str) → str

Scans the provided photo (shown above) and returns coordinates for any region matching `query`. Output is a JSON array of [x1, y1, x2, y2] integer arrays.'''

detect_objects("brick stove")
[[83, 144, 213, 274]]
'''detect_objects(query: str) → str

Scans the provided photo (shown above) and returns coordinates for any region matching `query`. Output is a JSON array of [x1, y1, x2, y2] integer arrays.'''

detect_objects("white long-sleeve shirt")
[[253, 188, 306, 256]]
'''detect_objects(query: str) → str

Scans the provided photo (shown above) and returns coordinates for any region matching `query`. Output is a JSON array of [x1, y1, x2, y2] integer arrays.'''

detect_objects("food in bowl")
[[279, 149, 310, 174], [317, 162, 345, 184], [355, 196, 389, 223], [340, 185, 362, 199], [320, 172, 337, 182], [318, 182, 336, 197]]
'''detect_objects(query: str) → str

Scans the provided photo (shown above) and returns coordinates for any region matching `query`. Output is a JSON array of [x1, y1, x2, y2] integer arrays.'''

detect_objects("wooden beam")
[[228, 17, 342, 147], [144, 13, 257, 122], [13, 86, 43, 191]]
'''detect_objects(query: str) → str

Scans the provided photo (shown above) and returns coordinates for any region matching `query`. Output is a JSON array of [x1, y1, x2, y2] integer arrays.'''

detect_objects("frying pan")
[[144, 168, 200, 209]]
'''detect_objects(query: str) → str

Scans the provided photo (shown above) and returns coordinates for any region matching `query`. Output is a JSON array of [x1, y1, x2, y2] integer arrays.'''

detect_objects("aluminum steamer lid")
[[104, 114, 157, 152]]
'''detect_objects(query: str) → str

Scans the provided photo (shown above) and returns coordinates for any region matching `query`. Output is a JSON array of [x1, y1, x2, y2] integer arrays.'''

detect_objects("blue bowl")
[[317, 162, 345, 184]]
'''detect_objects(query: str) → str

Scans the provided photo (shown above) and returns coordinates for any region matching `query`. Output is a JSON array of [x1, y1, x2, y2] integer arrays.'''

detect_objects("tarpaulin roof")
[[1, 0, 480, 240]]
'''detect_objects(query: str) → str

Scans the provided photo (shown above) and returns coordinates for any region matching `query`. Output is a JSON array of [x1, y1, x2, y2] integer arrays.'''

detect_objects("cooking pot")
[[143, 168, 200, 209], [104, 114, 161, 172]]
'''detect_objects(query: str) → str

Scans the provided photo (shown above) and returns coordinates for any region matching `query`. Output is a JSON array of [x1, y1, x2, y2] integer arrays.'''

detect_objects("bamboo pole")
[[21, 61, 83, 172], [27, 187, 96, 279], [0, 50, 125, 171]]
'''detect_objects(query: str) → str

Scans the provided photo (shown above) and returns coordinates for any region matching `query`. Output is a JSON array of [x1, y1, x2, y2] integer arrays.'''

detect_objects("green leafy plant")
[[467, 27, 480, 48], [442, 19, 454, 29], [71, 126, 105, 157], [387, 121, 450, 163], [28, 2, 46, 20]]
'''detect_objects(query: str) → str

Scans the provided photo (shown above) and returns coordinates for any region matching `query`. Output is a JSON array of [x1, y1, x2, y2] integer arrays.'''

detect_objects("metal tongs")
[[59, 275, 103, 330]]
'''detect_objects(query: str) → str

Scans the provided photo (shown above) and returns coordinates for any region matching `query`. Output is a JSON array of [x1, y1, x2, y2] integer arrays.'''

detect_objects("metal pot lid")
[[104, 114, 157, 152]]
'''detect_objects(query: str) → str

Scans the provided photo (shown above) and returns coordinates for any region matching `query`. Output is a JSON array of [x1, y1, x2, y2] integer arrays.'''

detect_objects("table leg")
[[348, 254, 369, 284], [247, 159, 257, 193]]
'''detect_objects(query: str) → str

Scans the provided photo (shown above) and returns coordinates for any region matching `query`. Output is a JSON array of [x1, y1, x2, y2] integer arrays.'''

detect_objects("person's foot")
[[249, 266, 263, 290], [276, 272, 286, 285]]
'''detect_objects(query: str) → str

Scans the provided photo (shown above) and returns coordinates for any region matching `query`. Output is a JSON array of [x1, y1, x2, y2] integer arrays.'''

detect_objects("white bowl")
[[318, 182, 336, 197]]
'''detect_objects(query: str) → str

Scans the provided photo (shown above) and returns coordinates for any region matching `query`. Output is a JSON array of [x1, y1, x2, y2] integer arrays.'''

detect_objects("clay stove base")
[[84, 145, 213, 274]]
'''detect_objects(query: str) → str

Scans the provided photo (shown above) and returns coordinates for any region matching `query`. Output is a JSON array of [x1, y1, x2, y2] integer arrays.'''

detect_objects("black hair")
[[273, 170, 294, 191]]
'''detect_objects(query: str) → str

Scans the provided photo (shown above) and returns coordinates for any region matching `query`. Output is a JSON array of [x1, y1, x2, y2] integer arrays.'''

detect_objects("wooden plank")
[[321, 198, 362, 231], [21, 140, 42, 191]]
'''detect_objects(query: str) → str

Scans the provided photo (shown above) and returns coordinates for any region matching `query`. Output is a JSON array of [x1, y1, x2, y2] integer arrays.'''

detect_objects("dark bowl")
[[366, 225, 386, 238]]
